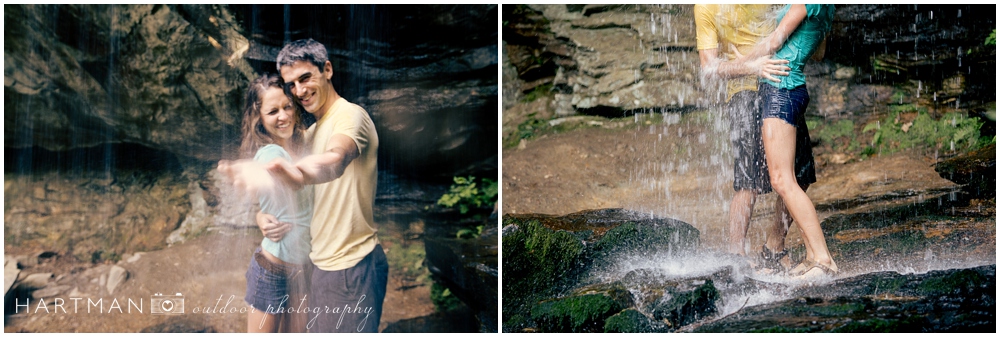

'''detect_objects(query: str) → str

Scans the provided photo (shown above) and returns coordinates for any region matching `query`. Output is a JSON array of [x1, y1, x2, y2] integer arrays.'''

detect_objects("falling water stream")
[[500, 4, 994, 332], [603, 3, 995, 324]]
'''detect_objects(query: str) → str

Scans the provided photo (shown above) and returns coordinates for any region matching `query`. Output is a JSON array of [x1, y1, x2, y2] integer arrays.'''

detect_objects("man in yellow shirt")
[[253, 38, 386, 332], [694, 5, 816, 271]]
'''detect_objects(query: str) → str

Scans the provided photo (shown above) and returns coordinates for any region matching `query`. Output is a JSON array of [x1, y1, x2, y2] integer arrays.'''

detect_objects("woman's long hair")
[[238, 74, 307, 159]]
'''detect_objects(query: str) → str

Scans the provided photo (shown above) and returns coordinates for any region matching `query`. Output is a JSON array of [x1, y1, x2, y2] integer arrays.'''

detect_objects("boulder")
[[501, 208, 700, 332], [18, 273, 54, 290], [934, 143, 996, 198], [106, 265, 128, 294], [5, 257, 21, 295], [31, 285, 71, 299], [530, 282, 633, 333]]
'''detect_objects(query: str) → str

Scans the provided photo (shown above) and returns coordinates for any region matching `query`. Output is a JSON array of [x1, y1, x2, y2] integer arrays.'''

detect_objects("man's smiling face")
[[280, 60, 333, 114]]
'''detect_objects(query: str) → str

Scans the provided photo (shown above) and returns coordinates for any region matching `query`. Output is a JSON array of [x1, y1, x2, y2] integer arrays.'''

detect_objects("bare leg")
[[729, 189, 757, 255], [248, 308, 279, 333], [767, 197, 790, 253], [762, 118, 837, 271], [282, 293, 308, 332]]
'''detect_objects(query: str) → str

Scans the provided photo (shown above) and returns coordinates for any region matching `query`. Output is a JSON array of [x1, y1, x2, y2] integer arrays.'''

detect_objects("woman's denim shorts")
[[760, 83, 809, 126], [244, 247, 308, 312]]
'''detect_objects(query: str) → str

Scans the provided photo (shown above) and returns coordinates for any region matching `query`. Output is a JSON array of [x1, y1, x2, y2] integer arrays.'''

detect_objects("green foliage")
[[436, 176, 498, 214], [812, 119, 860, 153], [431, 282, 465, 313], [889, 103, 928, 115], [806, 119, 819, 131], [522, 83, 553, 103], [890, 90, 907, 103], [865, 109, 989, 156], [382, 236, 428, 280], [456, 224, 485, 239], [986, 29, 996, 46], [505, 116, 550, 148]]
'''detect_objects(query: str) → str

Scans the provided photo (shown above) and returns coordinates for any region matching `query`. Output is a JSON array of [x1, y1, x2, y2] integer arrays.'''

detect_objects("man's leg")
[[767, 197, 790, 253], [728, 189, 757, 255], [309, 245, 389, 333], [727, 90, 770, 256]]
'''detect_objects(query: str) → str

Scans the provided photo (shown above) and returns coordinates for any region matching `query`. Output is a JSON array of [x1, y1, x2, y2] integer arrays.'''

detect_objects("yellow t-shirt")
[[694, 4, 775, 101], [306, 97, 380, 271]]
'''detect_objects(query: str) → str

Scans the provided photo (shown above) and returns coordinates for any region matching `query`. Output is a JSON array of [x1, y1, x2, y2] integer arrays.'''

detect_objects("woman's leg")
[[248, 309, 279, 333], [762, 118, 837, 271], [281, 289, 309, 332]]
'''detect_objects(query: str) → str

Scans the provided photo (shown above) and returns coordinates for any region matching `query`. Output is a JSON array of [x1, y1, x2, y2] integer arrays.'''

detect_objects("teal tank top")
[[765, 4, 835, 90], [254, 144, 313, 264]]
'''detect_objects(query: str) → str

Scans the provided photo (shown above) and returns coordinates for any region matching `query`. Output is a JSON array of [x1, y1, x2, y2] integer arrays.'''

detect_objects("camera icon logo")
[[151, 293, 184, 315]]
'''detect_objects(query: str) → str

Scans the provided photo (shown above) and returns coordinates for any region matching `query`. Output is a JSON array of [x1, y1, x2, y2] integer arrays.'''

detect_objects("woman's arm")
[[724, 4, 807, 82], [741, 4, 808, 61]]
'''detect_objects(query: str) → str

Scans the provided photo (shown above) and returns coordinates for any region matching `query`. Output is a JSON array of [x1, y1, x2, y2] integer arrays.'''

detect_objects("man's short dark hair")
[[276, 38, 329, 71]]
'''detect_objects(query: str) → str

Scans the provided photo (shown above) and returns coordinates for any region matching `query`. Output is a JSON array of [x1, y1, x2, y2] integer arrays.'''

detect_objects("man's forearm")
[[296, 150, 350, 186], [700, 48, 755, 81], [709, 59, 755, 79]]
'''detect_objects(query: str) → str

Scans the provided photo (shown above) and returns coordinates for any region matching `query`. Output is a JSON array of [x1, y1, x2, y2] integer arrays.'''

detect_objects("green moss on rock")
[[501, 217, 587, 331], [592, 220, 699, 261], [530, 288, 630, 333], [749, 326, 816, 333], [832, 318, 912, 333], [604, 309, 661, 333], [917, 268, 989, 295]]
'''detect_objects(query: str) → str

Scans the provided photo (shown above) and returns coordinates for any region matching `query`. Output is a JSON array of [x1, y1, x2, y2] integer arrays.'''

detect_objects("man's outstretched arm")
[[251, 133, 359, 241], [266, 133, 360, 189]]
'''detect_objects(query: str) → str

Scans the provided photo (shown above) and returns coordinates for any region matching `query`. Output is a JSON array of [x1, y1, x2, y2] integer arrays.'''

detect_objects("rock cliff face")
[[503, 4, 994, 118], [5, 4, 251, 162], [5, 4, 498, 179]]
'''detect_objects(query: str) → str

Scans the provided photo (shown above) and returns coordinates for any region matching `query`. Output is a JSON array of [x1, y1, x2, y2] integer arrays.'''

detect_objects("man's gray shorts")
[[308, 244, 388, 333]]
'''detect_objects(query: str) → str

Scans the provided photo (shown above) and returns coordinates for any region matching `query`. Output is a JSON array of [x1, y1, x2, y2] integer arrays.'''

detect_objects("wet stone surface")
[[501, 209, 701, 332], [693, 265, 996, 333], [502, 207, 996, 333]]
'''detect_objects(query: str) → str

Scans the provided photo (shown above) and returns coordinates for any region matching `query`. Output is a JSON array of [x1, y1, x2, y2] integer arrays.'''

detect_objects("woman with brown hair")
[[236, 74, 313, 332]]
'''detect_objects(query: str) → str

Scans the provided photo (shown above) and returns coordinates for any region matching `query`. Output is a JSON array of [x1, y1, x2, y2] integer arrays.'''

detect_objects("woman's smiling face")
[[259, 87, 295, 146]]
